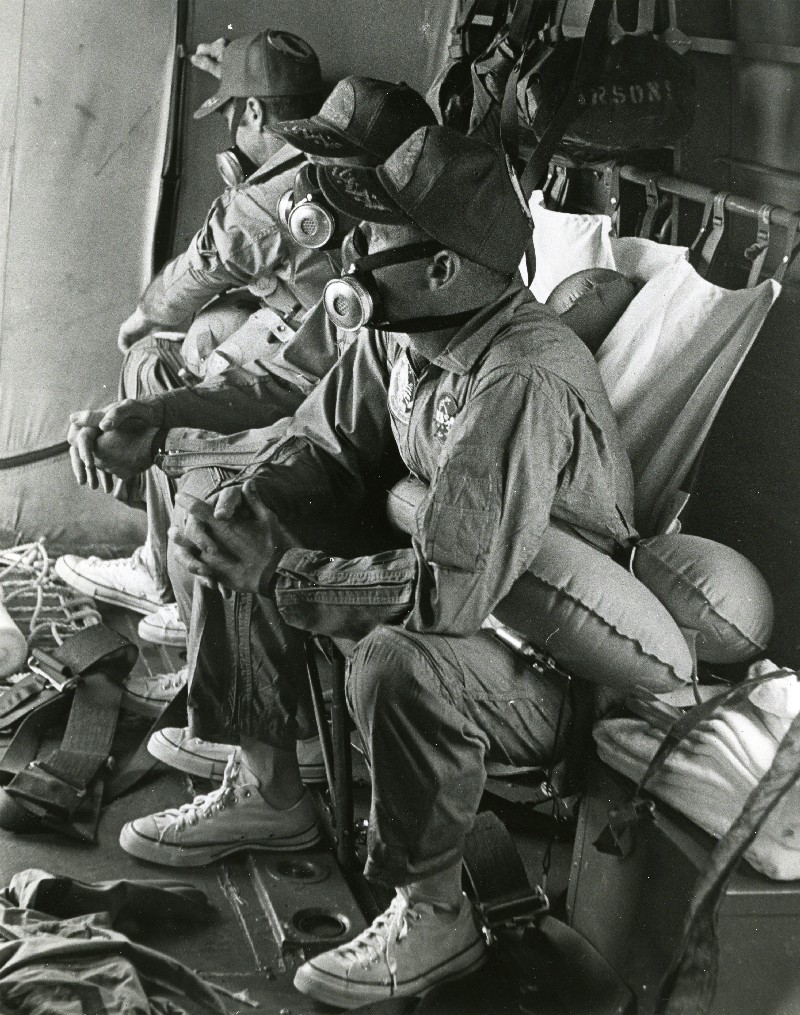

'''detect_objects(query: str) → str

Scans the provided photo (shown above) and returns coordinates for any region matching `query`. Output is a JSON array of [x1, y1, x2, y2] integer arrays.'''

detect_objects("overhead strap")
[[639, 177, 661, 240], [517, 0, 614, 198], [744, 203, 773, 287], [772, 212, 800, 283], [0, 624, 137, 841], [603, 162, 621, 234], [689, 191, 728, 277], [655, 707, 800, 1015]]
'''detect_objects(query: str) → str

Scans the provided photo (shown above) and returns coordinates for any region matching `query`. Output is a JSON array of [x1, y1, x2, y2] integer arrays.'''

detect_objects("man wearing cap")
[[57, 67, 435, 652], [61, 78, 435, 710], [113, 126, 636, 1007]]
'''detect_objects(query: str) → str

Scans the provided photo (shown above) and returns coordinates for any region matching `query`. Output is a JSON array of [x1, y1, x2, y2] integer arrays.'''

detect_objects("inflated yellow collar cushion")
[[631, 534, 774, 664]]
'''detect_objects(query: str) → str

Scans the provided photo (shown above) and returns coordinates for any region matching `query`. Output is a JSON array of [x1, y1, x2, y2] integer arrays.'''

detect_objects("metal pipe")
[[617, 164, 800, 229], [303, 638, 336, 799], [330, 651, 357, 871]]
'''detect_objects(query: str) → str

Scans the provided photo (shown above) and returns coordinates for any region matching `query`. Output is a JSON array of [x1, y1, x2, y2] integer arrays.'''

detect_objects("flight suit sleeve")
[[275, 367, 573, 639], [137, 187, 287, 327], [225, 328, 397, 518]]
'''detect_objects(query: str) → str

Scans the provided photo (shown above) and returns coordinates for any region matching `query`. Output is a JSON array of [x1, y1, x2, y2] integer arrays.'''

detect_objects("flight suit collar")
[[247, 143, 306, 185], [425, 277, 532, 375]]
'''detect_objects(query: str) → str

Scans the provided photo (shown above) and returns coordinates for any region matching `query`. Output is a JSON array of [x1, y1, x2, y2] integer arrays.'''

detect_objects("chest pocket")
[[421, 460, 501, 572]]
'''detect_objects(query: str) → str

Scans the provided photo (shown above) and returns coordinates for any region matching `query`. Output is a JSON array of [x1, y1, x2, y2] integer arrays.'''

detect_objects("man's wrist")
[[149, 427, 171, 464]]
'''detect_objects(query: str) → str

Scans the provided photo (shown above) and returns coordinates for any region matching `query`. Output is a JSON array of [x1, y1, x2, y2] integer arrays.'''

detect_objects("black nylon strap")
[[104, 684, 188, 802], [36, 622, 137, 680], [772, 213, 799, 283], [517, 0, 614, 198], [0, 676, 45, 720], [744, 203, 772, 287], [655, 707, 800, 1015], [0, 624, 137, 835], [594, 669, 793, 857]]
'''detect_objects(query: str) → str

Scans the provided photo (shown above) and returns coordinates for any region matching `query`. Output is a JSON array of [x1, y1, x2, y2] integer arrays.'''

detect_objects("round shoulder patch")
[[434, 393, 459, 442]]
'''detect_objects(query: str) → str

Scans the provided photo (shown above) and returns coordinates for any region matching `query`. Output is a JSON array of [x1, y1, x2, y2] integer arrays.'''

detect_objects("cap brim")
[[268, 116, 366, 158], [317, 164, 410, 225], [193, 92, 231, 120]]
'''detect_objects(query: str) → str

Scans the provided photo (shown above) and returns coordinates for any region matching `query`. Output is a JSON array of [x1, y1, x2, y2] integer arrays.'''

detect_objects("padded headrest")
[[546, 268, 637, 355]]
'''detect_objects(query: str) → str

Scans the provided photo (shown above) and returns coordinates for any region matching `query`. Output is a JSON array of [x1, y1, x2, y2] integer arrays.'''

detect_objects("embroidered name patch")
[[388, 355, 417, 423], [433, 394, 459, 442]]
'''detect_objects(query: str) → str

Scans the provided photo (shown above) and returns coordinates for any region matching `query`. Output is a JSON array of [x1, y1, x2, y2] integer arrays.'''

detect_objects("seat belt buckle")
[[28, 651, 78, 692], [7, 761, 88, 821], [479, 886, 550, 937]]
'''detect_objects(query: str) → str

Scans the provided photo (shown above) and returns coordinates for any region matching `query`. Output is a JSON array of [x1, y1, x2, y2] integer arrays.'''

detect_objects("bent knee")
[[347, 626, 425, 715]]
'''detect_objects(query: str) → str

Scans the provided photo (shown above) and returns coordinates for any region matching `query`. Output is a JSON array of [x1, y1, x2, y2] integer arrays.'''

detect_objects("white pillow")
[[526, 191, 614, 301], [525, 191, 688, 300]]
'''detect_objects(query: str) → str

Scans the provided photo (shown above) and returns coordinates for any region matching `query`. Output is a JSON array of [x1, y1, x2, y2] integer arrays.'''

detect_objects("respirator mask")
[[277, 164, 356, 250], [215, 146, 260, 188], [323, 226, 479, 333], [215, 98, 260, 187]]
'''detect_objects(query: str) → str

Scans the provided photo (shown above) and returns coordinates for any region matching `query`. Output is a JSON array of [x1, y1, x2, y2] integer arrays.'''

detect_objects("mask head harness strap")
[[325, 231, 480, 333]]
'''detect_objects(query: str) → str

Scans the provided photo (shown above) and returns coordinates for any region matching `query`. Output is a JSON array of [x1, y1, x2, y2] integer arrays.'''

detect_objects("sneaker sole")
[[149, 732, 329, 784], [293, 936, 487, 1010], [119, 822, 321, 867], [137, 622, 187, 647], [54, 558, 165, 616], [148, 731, 235, 780], [122, 692, 183, 720]]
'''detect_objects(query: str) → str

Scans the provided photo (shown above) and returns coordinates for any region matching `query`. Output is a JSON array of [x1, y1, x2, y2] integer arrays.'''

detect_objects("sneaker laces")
[[91, 547, 149, 572], [157, 753, 246, 840], [337, 891, 422, 988], [0, 541, 101, 650]]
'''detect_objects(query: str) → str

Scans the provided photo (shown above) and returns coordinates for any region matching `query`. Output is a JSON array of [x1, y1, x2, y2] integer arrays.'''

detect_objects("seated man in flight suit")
[[57, 58, 436, 650], [63, 80, 436, 738], [106, 126, 637, 1008]]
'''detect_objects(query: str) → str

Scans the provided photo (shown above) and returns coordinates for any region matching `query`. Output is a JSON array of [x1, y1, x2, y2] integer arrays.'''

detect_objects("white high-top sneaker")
[[294, 889, 487, 1009], [122, 668, 187, 717], [55, 547, 168, 614], [137, 603, 187, 647], [119, 754, 320, 866], [148, 727, 332, 784]]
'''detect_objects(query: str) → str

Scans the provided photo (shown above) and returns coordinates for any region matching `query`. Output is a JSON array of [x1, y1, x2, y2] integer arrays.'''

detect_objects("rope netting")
[[0, 542, 101, 658]]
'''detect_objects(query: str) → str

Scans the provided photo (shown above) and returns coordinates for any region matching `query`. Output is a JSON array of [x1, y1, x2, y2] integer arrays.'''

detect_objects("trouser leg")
[[167, 466, 310, 748], [167, 469, 404, 747], [346, 625, 573, 887], [117, 334, 188, 590]]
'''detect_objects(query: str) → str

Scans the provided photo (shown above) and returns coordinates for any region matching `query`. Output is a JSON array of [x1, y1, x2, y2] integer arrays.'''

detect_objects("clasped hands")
[[171, 481, 291, 595], [67, 399, 164, 491]]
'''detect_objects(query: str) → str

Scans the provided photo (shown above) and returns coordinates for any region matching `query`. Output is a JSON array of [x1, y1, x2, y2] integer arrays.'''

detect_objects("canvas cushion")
[[632, 534, 774, 663], [387, 477, 692, 693], [546, 268, 638, 355]]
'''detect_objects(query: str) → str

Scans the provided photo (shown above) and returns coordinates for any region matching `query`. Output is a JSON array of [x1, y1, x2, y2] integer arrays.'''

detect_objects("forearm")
[[157, 419, 290, 478], [141, 367, 308, 434], [137, 253, 237, 328]]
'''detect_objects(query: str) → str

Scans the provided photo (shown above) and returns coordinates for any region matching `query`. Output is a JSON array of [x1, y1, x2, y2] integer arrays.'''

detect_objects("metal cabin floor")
[[0, 604, 575, 1014]]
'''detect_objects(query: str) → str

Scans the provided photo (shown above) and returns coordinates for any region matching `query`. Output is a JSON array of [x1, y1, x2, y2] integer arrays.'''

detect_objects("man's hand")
[[67, 399, 165, 489], [170, 481, 290, 594], [92, 427, 159, 481], [118, 307, 156, 352], [67, 410, 114, 492], [90, 398, 165, 434], [190, 37, 229, 79]]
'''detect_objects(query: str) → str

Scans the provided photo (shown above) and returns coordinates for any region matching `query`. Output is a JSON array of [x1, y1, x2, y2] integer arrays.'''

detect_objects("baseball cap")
[[268, 77, 437, 164], [317, 126, 531, 274], [194, 30, 321, 120]]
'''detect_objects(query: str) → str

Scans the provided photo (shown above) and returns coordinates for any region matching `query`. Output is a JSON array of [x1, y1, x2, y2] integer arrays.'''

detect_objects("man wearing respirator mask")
[[61, 80, 435, 714], [110, 127, 636, 1009], [56, 30, 330, 643]]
